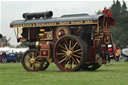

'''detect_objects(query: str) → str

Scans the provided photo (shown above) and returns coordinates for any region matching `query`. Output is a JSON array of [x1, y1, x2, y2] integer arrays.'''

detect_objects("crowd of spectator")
[[0, 52, 23, 63]]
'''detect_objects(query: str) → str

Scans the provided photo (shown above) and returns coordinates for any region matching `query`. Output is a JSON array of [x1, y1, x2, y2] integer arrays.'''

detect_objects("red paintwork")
[[108, 47, 117, 55], [102, 9, 112, 17], [40, 41, 50, 57], [102, 9, 115, 26], [86, 48, 96, 62], [40, 50, 49, 57]]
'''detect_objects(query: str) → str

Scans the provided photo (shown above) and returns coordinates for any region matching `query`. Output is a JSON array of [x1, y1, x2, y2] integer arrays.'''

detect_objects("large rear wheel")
[[54, 35, 87, 72]]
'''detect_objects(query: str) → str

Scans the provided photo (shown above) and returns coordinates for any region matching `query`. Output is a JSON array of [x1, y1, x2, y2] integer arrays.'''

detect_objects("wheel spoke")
[[59, 57, 66, 63], [72, 60, 75, 68], [31, 64, 35, 70], [64, 39, 68, 46], [29, 63, 32, 68], [77, 52, 82, 55], [35, 63, 40, 68], [72, 54, 81, 59], [28, 53, 32, 58], [64, 44, 68, 51], [36, 59, 42, 61], [25, 57, 30, 63], [35, 56, 40, 60], [35, 61, 41, 64], [64, 58, 68, 65], [34, 64, 39, 70], [69, 58, 72, 68], [56, 53, 66, 55], [71, 42, 78, 50], [59, 44, 66, 51], [26, 54, 30, 58], [34, 52, 38, 57], [67, 61, 70, 68], [59, 54, 66, 58], [75, 58, 80, 63], [31, 52, 35, 58], [75, 43, 80, 49], [61, 50, 66, 53], [69, 40, 72, 49], [71, 57, 78, 64], [73, 49, 82, 53]]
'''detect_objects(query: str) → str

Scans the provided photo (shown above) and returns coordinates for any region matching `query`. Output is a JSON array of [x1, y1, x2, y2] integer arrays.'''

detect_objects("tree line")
[[110, 0, 128, 48]]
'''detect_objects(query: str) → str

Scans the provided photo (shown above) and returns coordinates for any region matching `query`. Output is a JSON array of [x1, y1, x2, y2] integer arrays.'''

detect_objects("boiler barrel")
[[25, 41, 39, 49]]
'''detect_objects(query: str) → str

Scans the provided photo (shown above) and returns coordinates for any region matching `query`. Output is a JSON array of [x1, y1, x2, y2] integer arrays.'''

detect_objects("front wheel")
[[21, 49, 43, 72]]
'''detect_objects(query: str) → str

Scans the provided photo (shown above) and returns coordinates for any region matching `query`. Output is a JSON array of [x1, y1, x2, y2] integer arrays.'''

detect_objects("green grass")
[[0, 62, 128, 85]]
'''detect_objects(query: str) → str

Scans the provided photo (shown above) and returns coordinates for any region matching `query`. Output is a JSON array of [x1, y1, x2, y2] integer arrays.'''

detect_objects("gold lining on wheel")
[[57, 38, 82, 69]]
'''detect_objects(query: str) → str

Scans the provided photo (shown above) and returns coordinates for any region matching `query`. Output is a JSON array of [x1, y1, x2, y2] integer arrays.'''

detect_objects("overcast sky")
[[1, 1, 128, 46]]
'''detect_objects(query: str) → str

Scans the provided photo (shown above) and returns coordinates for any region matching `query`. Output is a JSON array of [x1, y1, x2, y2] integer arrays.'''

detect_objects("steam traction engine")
[[10, 9, 116, 72]]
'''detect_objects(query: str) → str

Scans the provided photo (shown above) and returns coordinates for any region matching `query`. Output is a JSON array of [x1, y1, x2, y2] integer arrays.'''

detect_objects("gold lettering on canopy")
[[11, 20, 98, 28]]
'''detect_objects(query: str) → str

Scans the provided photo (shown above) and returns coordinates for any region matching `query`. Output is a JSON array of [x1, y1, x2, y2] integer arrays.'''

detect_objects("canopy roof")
[[10, 14, 115, 28]]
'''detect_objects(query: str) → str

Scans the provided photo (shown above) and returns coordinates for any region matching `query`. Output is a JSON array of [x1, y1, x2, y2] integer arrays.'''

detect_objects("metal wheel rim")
[[54, 36, 84, 71], [22, 50, 42, 71]]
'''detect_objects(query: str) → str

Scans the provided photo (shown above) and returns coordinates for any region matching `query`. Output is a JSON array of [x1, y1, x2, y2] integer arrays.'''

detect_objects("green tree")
[[96, 10, 102, 14], [104, 6, 107, 10], [122, 0, 127, 11], [120, 0, 128, 24], [110, 0, 128, 48]]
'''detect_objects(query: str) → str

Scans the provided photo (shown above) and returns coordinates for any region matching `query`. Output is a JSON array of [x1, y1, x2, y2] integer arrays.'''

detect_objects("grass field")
[[0, 62, 128, 85]]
